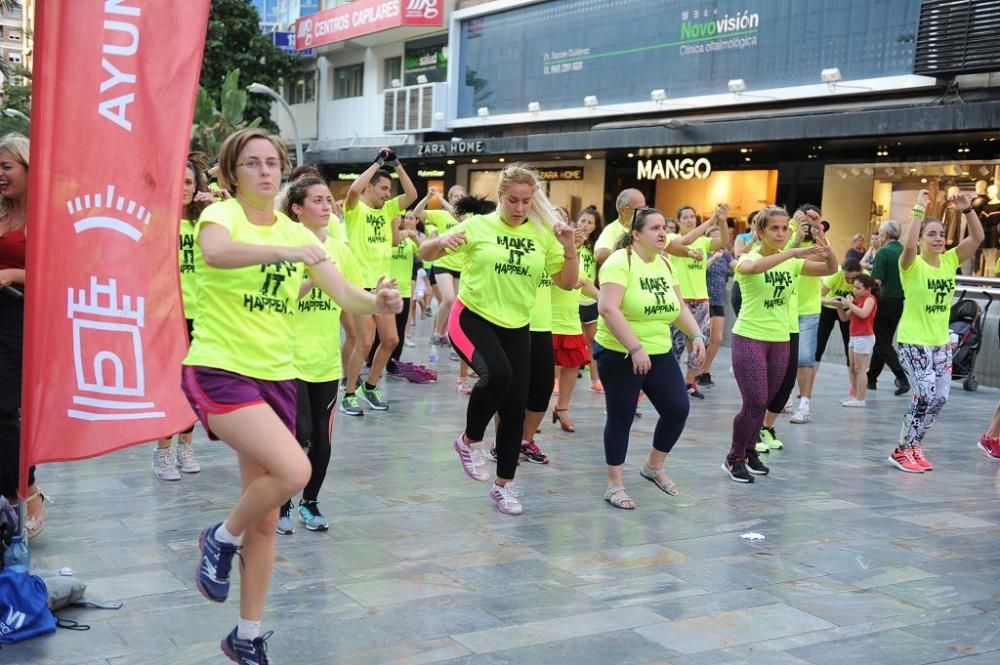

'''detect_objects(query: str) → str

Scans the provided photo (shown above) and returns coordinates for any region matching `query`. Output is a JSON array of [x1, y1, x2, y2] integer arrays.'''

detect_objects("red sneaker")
[[888, 447, 924, 473], [978, 435, 1000, 461], [910, 444, 934, 470]]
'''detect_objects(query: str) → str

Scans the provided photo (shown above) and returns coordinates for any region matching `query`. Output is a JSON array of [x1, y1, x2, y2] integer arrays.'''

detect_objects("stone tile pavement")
[[4, 322, 1000, 664]]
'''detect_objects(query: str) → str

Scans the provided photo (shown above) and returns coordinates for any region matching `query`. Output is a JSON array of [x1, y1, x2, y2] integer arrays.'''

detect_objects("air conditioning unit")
[[383, 82, 448, 134]]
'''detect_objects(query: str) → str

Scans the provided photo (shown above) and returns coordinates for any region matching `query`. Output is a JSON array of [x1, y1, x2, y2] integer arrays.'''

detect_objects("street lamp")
[[247, 82, 303, 166], [3, 108, 29, 124]]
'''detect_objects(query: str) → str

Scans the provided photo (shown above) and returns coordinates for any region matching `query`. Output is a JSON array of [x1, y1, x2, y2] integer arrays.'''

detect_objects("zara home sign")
[[637, 157, 712, 180]]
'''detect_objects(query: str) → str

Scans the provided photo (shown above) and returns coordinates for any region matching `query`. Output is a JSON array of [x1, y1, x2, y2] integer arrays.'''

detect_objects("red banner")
[[20, 0, 209, 495], [295, 0, 443, 51]]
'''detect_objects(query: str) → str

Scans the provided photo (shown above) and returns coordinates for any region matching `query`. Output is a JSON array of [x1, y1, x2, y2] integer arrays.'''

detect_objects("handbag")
[[0, 569, 57, 644]]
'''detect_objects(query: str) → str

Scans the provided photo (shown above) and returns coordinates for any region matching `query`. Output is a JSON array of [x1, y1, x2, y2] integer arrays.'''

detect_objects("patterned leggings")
[[672, 300, 711, 370], [898, 344, 951, 449], [729, 334, 789, 462]]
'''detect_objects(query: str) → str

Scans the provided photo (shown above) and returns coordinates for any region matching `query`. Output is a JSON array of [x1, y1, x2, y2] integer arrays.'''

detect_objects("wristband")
[[689, 332, 706, 342], [627, 343, 643, 356], [961, 206, 973, 214]]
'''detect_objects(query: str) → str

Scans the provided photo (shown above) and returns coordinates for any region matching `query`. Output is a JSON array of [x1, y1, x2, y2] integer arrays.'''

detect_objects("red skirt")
[[552, 333, 591, 367]]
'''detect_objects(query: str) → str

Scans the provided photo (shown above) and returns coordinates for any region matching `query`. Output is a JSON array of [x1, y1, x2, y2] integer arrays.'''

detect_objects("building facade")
[[276, 0, 1000, 270], [0, 2, 24, 84]]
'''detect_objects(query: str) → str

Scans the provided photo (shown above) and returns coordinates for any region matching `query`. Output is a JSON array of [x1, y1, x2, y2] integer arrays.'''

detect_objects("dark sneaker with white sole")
[[221, 626, 272, 665], [722, 459, 754, 483]]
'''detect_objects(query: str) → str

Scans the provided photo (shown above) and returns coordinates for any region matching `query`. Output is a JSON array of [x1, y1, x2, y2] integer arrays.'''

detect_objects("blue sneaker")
[[197, 523, 241, 603], [297, 501, 329, 531], [221, 626, 272, 665], [275, 501, 295, 535]]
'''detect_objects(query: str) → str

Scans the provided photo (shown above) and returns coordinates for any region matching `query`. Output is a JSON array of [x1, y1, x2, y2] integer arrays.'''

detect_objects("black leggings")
[[448, 302, 530, 480], [768, 332, 799, 414], [527, 331, 555, 413], [816, 307, 849, 364], [295, 378, 340, 503], [0, 296, 33, 499], [370, 297, 411, 367], [596, 349, 690, 466]]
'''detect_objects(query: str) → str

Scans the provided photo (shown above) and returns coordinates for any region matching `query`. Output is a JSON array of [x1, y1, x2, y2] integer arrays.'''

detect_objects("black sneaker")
[[221, 626, 272, 665], [722, 459, 754, 483], [745, 450, 770, 476], [867, 380, 878, 391], [894, 383, 911, 396], [697, 373, 715, 387], [687, 384, 705, 399]]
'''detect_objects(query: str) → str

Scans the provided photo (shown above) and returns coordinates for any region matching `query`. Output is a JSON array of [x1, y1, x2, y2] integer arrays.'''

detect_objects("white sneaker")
[[790, 408, 810, 424], [841, 399, 866, 408], [404, 338, 416, 348], [153, 448, 181, 481], [453, 435, 490, 482], [176, 441, 201, 473], [489, 482, 523, 515]]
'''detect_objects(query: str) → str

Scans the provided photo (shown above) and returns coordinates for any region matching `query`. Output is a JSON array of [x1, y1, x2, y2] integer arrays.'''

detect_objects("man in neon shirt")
[[595, 189, 646, 266], [341, 148, 417, 415]]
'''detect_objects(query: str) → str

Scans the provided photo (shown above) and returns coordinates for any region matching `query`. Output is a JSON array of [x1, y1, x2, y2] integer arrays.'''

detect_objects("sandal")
[[640, 465, 679, 496], [604, 486, 635, 510], [25, 490, 46, 541], [551, 408, 575, 433]]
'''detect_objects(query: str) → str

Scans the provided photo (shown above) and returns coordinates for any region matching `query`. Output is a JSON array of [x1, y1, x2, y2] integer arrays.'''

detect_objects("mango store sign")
[[295, 0, 442, 51], [637, 157, 712, 180]]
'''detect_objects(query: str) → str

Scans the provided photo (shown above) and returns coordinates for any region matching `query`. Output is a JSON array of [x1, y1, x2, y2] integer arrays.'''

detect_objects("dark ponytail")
[[283, 175, 326, 221], [855, 272, 879, 299]]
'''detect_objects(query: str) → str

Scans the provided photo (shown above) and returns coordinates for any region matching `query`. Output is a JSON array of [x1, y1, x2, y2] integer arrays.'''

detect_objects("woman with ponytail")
[[419, 164, 578, 515]]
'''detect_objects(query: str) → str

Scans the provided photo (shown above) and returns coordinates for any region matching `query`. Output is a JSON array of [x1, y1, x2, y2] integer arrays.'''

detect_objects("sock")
[[237, 618, 261, 641], [216, 521, 243, 546], [345, 391, 355, 397], [364, 382, 377, 392], [799, 396, 811, 410]]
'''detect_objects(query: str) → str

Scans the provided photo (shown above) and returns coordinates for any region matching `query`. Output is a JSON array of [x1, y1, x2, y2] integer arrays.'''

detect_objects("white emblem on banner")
[[67, 185, 152, 242], [66, 277, 164, 421]]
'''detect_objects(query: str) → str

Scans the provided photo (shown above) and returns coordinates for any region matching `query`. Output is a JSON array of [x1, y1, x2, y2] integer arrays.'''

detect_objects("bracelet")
[[564, 252, 579, 260], [961, 207, 973, 214], [689, 332, 706, 342], [628, 343, 643, 355]]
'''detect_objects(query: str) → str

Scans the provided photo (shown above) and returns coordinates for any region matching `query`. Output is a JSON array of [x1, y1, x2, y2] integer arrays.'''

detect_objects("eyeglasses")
[[632, 206, 657, 228], [237, 159, 282, 172]]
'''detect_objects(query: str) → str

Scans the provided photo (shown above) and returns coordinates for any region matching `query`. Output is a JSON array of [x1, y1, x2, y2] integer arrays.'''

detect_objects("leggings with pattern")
[[729, 334, 789, 462], [898, 344, 951, 449], [671, 300, 711, 371]]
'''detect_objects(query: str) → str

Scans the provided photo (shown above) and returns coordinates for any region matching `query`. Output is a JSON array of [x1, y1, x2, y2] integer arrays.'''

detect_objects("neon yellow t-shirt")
[[579, 246, 597, 304], [551, 275, 583, 335], [293, 235, 353, 383], [898, 248, 959, 346], [798, 273, 822, 315], [447, 212, 565, 329], [529, 271, 553, 332], [666, 234, 712, 300], [596, 249, 680, 355], [787, 274, 800, 333], [344, 197, 402, 288], [179, 218, 199, 320], [424, 209, 463, 272], [822, 269, 860, 309], [327, 213, 347, 243], [732, 250, 804, 342], [595, 219, 628, 254], [389, 236, 417, 298], [183, 199, 324, 380]]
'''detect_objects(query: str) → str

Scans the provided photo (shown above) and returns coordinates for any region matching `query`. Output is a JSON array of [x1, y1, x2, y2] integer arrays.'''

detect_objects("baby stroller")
[[950, 291, 992, 391]]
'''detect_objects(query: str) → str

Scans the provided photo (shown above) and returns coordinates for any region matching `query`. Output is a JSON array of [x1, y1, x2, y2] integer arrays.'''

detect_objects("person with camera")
[[340, 147, 417, 416]]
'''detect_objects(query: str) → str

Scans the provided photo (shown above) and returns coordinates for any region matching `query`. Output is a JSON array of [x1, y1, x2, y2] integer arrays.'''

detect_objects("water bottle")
[[4, 534, 30, 573], [428, 340, 439, 365]]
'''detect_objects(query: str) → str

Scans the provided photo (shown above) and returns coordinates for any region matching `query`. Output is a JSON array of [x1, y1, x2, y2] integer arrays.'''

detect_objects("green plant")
[[190, 68, 261, 156]]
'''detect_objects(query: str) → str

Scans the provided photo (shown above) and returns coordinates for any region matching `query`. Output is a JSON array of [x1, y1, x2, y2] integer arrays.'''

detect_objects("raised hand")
[[374, 276, 404, 314]]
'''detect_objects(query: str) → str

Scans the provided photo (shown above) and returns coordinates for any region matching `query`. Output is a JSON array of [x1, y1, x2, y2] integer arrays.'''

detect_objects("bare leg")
[[701, 315, 725, 375], [346, 314, 376, 393], [854, 352, 871, 401], [987, 403, 1000, 437], [522, 410, 546, 442], [206, 404, 311, 622], [583, 321, 600, 384], [368, 312, 400, 384], [556, 365, 580, 416], [798, 366, 816, 399], [433, 274, 457, 339], [156, 436, 172, 450]]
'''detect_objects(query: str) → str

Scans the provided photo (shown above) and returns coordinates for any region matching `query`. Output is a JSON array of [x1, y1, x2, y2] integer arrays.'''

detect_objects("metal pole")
[[248, 83, 303, 166]]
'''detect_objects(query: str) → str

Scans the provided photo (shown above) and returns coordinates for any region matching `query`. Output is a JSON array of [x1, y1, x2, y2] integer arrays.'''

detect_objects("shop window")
[[382, 56, 402, 91], [289, 73, 316, 104], [333, 64, 364, 99]]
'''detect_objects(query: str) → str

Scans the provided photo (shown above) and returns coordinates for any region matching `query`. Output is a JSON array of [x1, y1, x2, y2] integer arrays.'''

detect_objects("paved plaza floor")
[[5, 321, 1000, 664]]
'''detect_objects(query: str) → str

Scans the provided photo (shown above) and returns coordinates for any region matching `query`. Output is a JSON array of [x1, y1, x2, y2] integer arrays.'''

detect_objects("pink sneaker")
[[910, 444, 934, 470], [454, 434, 489, 481], [978, 435, 1000, 460], [488, 482, 523, 515], [888, 447, 924, 473]]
